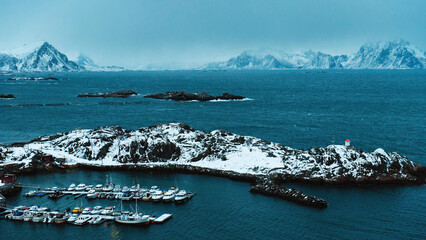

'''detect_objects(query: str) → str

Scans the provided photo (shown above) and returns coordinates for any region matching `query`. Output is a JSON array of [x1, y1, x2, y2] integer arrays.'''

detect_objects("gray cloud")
[[0, 0, 425, 68]]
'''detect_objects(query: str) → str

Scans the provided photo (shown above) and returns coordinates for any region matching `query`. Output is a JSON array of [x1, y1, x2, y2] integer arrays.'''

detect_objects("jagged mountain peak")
[[204, 40, 425, 70], [0, 42, 125, 72]]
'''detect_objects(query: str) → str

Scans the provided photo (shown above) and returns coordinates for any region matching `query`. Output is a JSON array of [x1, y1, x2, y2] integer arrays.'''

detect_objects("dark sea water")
[[0, 70, 425, 239]]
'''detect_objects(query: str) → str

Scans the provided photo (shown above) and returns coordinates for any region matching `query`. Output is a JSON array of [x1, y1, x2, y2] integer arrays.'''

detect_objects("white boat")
[[162, 190, 175, 202], [82, 207, 92, 214], [130, 184, 140, 192], [86, 190, 97, 199], [142, 192, 152, 202], [32, 212, 46, 223], [92, 216, 107, 225], [100, 206, 115, 215], [29, 206, 39, 211], [115, 192, 123, 199], [25, 190, 37, 197], [39, 207, 49, 212], [73, 215, 91, 225], [102, 175, 114, 192], [149, 186, 159, 193], [151, 190, 164, 202], [113, 185, 121, 192], [51, 187, 58, 191], [121, 186, 130, 192], [47, 211, 59, 223], [91, 206, 103, 215], [23, 210, 34, 222], [95, 184, 103, 191], [68, 183, 76, 191], [67, 213, 79, 223], [114, 200, 150, 225], [170, 186, 179, 193], [174, 190, 188, 203], [76, 183, 87, 191]]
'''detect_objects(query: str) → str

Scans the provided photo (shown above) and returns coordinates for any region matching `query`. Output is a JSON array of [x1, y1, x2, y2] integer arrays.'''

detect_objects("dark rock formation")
[[7, 77, 60, 81], [0, 94, 14, 99], [250, 177, 328, 209], [216, 93, 245, 100], [144, 91, 245, 101], [77, 90, 137, 98]]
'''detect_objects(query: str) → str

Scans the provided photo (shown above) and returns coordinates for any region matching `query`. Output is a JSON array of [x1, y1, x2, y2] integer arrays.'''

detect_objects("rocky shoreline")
[[0, 94, 15, 99], [77, 90, 137, 98], [144, 91, 245, 101], [0, 122, 424, 208]]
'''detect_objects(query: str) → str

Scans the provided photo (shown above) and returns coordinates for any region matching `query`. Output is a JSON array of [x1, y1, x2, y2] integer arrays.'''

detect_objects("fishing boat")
[[142, 192, 152, 202], [54, 212, 69, 223], [174, 190, 188, 203], [72, 207, 83, 214], [162, 190, 176, 202], [151, 190, 164, 202], [73, 215, 91, 225], [102, 175, 114, 192], [114, 200, 150, 225]]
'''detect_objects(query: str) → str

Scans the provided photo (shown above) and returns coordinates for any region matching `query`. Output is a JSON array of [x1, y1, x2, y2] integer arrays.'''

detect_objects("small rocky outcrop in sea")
[[144, 91, 245, 101], [7, 77, 61, 81], [0, 94, 15, 99], [77, 90, 137, 98]]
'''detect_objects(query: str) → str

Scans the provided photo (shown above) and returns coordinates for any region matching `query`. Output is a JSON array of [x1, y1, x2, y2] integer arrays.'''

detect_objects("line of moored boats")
[[1, 204, 172, 225], [25, 177, 195, 203]]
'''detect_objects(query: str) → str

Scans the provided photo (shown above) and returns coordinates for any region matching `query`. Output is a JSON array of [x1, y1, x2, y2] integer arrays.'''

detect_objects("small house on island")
[[345, 138, 350, 147]]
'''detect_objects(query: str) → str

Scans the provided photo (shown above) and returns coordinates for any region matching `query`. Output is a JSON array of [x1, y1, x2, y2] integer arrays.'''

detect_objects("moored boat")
[[73, 215, 91, 225], [151, 190, 164, 202], [174, 190, 188, 203]]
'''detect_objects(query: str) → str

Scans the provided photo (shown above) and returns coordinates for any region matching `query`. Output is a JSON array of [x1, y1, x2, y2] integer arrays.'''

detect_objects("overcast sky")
[[0, 0, 425, 68]]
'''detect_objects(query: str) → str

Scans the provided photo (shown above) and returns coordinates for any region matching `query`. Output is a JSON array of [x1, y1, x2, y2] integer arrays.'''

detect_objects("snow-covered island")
[[0, 123, 424, 184], [0, 123, 424, 207]]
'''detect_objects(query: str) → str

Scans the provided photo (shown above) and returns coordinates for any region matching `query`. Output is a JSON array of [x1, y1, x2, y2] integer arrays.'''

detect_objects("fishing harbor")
[[23, 175, 196, 203], [0, 174, 195, 228]]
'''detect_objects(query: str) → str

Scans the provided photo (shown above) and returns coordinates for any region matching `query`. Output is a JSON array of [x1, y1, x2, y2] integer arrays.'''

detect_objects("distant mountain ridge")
[[0, 42, 124, 72], [204, 40, 426, 70]]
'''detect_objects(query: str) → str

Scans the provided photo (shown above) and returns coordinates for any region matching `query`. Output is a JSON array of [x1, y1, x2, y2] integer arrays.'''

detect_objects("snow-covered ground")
[[0, 123, 422, 183]]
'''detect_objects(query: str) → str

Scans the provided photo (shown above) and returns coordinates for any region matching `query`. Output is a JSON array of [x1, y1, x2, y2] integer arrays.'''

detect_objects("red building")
[[1, 174, 17, 184]]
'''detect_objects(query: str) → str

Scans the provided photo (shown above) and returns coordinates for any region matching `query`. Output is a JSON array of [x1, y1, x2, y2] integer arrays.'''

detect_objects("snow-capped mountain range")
[[0, 41, 124, 72], [204, 40, 426, 70], [1, 40, 425, 71]]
